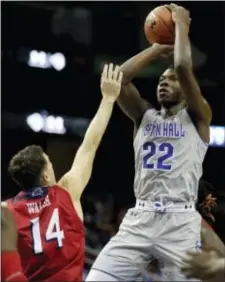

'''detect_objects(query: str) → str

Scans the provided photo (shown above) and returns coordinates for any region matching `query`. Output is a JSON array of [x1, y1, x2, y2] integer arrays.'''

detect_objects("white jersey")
[[133, 108, 208, 202]]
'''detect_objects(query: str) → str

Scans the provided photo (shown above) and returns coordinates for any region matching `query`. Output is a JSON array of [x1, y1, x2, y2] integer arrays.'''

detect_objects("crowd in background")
[[82, 193, 127, 278]]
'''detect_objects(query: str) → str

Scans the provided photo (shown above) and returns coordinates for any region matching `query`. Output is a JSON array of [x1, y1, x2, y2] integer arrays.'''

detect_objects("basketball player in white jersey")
[[86, 4, 212, 281]]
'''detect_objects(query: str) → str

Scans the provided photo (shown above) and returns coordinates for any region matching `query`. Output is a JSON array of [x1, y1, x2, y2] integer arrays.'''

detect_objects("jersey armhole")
[[184, 109, 209, 148], [52, 185, 84, 226]]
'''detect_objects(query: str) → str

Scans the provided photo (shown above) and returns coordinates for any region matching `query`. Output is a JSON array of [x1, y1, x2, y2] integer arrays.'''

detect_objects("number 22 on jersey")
[[143, 141, 174, 170], [30, 208, 65, 254]]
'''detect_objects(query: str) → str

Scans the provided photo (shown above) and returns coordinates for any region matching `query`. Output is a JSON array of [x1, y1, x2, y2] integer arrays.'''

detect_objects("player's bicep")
[[117, 82, 151, 126], [58, 146, 94, 201], [176, 66, 212, 124]]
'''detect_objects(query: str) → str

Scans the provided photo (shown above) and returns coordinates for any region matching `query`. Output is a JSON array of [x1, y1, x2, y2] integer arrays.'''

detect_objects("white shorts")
[[86, 200, 202, 282]]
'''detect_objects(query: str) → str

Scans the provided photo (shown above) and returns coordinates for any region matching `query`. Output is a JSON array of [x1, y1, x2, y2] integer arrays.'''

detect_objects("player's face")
[[157, 69, 183, 107], [42, 153, 56, 185]]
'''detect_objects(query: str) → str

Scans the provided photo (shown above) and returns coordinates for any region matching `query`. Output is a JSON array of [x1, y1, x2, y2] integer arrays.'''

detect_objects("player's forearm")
[[119, 46, 159, 84], [81, 97, 114, 152], [69, 98, 114, 187], [173, 22, 212, 124], [174, 23, 192, 70], [60, 69, 119, 199]]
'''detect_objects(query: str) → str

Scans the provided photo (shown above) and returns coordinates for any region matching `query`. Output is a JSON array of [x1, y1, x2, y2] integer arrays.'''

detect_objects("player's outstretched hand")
[[169, 3, 191, 26], [181, 250, 223, 280], [101, 63, 123, 103]]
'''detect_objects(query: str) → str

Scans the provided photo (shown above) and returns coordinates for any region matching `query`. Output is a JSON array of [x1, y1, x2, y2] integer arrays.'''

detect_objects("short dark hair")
[[8, 145, 47, 190]]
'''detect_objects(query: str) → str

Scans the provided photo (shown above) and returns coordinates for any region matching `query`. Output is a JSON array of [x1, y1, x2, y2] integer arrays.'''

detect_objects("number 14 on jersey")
[[30, 208, 64, 254]]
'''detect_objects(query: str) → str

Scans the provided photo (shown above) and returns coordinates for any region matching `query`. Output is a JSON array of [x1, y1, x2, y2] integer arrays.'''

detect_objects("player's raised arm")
[[171, 4, 212, 139], [58, 64, 123, 201], [118, 43, 173, 126]]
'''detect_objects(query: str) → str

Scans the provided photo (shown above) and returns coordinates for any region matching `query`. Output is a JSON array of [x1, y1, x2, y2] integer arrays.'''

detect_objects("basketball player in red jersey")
[[2, 64, 123, 281]]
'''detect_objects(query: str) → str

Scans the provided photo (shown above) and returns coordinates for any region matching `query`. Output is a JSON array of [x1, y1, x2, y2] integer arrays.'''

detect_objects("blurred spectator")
[[197, 179, 225, 244], [84, 193, 124, 274]]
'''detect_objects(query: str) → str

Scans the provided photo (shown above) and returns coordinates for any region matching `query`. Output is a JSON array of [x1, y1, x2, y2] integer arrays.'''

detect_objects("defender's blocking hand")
[[101, 63, 123, 103]]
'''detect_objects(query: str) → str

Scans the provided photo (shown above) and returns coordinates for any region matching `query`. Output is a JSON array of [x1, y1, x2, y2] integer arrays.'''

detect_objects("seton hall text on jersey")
[[26, 195, 51, 214], [144, 122, 185, 138]]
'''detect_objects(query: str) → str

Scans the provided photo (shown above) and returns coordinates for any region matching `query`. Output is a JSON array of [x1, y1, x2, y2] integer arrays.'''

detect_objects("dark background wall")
[[2, 1, 225, 206]]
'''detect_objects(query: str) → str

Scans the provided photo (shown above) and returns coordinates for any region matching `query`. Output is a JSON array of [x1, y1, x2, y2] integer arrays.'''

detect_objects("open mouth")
[[159, 88, 170, 97], [159, 88, 169, 94]]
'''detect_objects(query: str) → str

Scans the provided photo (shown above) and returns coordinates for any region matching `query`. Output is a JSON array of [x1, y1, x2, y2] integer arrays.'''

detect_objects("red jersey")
[[2, 251, 28, 282], [7, 185, 85, 282]]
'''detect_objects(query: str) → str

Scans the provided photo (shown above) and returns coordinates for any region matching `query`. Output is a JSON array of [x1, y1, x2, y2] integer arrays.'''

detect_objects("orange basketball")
[[144, 5, 175, 45]]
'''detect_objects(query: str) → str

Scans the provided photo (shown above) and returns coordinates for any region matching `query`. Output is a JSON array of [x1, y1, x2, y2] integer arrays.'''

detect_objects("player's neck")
[[160, 102, 185, 118], [36, 180, 52, 188]]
